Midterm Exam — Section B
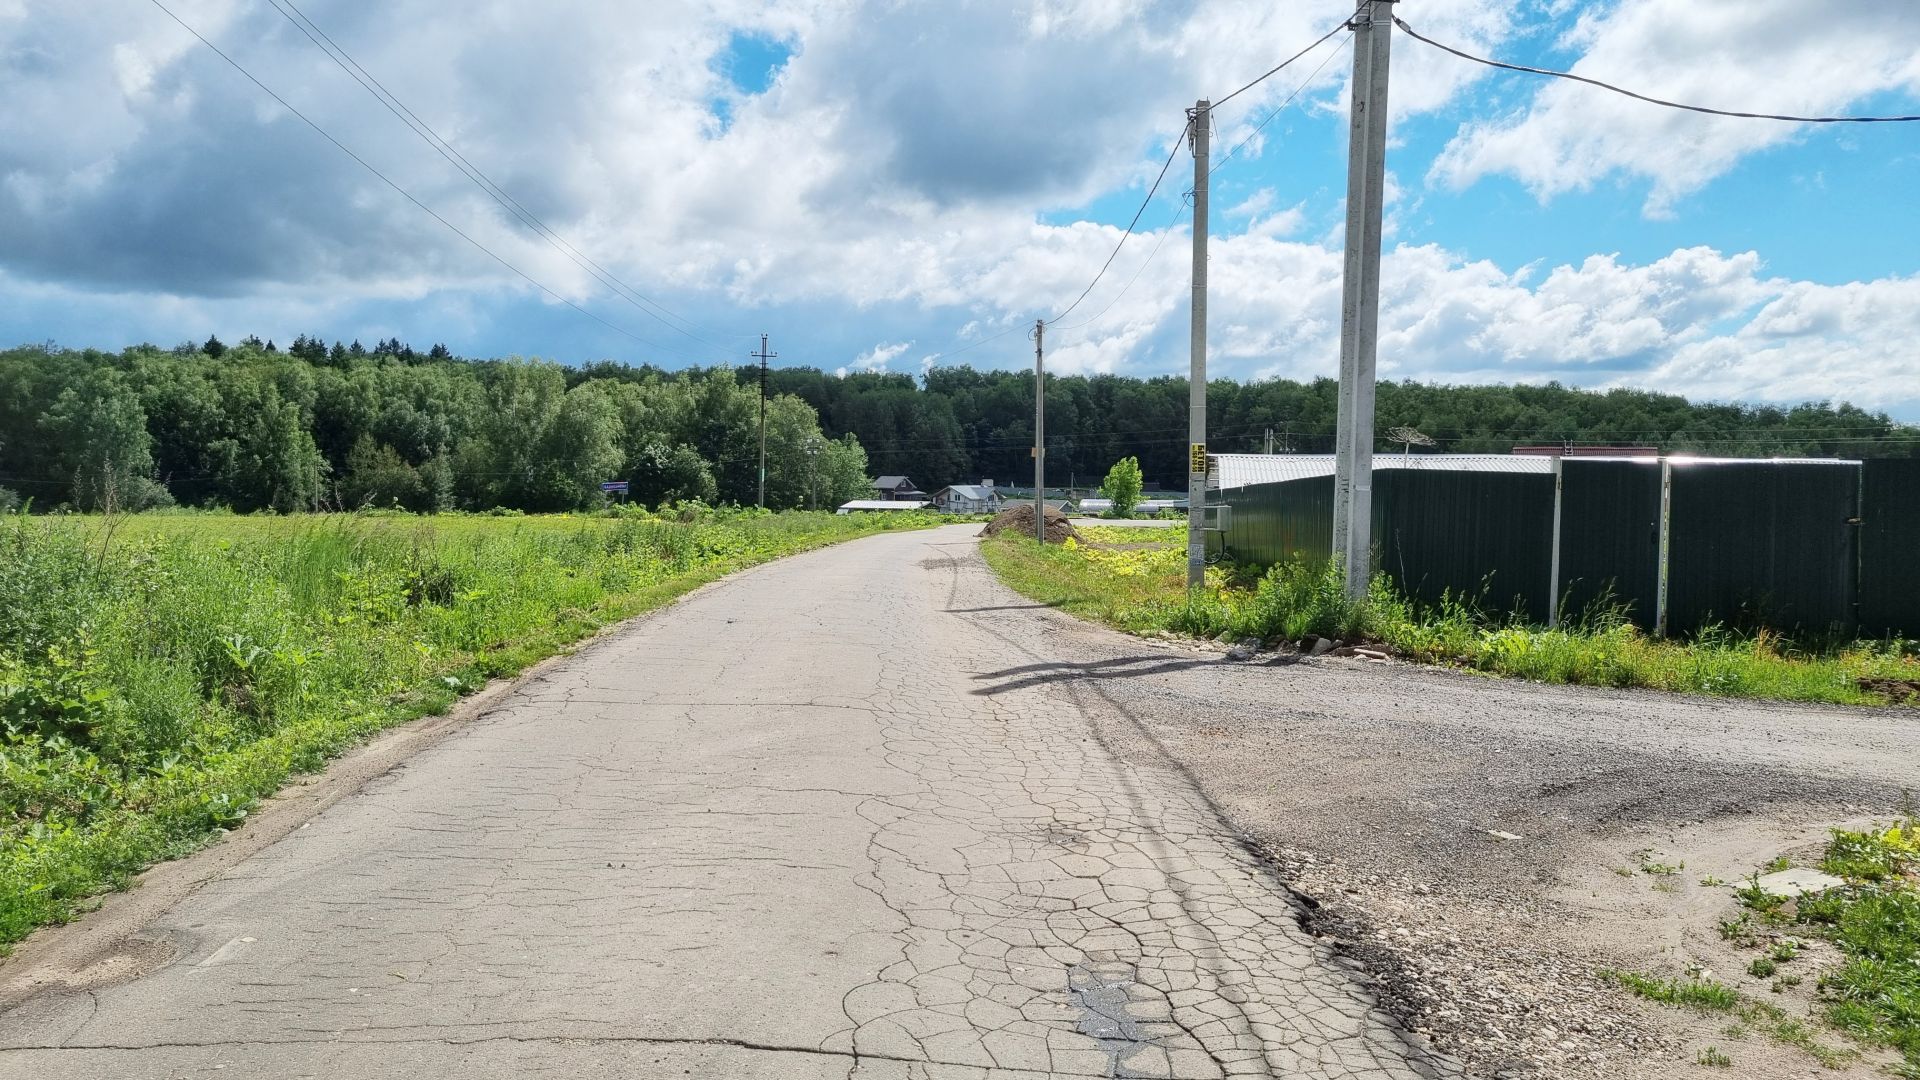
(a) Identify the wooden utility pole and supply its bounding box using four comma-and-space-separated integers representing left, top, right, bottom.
750, 334, 777, 508
1332, 1, 1395, 598
1186, 99, 1210, 590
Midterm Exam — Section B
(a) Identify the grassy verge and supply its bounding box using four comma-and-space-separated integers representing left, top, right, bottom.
0, 507, 947, 948
980, 529, 1920, 707
1716, 819, 1920, 1075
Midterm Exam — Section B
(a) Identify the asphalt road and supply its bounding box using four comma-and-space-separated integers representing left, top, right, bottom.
0, 525, 1454, 1080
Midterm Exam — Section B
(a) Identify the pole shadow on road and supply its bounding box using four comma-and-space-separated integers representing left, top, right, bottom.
941, 602, 1058, 613
970, 654, 1221, 695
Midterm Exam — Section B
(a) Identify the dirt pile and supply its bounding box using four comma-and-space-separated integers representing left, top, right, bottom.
1859, 675, 1920, 704
980, 503, 1079, 544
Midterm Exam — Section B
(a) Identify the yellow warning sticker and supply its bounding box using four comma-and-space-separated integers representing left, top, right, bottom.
1189, 443, 1207, 474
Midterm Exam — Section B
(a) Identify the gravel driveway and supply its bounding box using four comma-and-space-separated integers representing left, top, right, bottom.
939, 534, 1919, 1079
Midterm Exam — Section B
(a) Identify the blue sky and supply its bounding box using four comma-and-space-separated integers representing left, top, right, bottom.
2, 0, 1918, 415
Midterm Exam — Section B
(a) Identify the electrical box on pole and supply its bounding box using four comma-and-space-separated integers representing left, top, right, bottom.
1332, 1, 1395, 599
1186, 99, 1210, 590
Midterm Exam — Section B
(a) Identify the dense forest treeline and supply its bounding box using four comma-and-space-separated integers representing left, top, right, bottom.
1, 337, 1913, 513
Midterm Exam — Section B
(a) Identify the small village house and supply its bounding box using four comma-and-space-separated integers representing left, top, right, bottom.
928, 482, 1002, 514
870, 475, 927, 501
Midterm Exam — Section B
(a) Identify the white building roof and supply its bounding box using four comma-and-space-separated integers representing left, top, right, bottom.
1665, 456, 1860, 466
1211, 451, 1861, 491
937, 485, 998, 500
1212, 453, 1553, 490
837, 500, 931, 511
1211, 454, 1336, 490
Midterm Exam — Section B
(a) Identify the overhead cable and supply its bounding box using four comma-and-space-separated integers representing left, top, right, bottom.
1043, 137, 1184, 326
262, 0, 748, 350
1043, 13, 1359, 328
1394, 16, 1920, 124
1213, 31, 1352, 175
1047, 201, 1188, 335
1054, 27, 1355, 339
144, 0, 693, 356
1212, 16, 1357, 109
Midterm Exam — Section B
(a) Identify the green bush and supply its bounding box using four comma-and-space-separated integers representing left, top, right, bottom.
1243, 558, 1371, 643
1100, 457, 1143, 519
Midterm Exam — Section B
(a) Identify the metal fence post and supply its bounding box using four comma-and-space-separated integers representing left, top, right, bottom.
1655, 457, 1673, 637
1548, 455, 1563, 628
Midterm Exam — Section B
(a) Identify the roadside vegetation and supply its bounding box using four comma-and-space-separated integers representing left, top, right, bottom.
1722, 818, 1920, 1075
0, 507, 945, 948
1099, 456, 1144, 518
1611, 816, 1920, 1074
5, 341, 1913, 519
981, 527, 1920, 707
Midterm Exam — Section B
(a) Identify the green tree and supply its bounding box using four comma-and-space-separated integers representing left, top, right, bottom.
340, 436, 425, 510
629, 442, 716, 508
817, 434, 872, 508
208, 377, 327, 512
44, 370, 172, 511
416, 451, 456, 513
1101, 456, 1144, 518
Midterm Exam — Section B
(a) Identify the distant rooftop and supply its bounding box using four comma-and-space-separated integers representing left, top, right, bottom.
1212, 453, 1553, 490
1212, 451, 1862, 491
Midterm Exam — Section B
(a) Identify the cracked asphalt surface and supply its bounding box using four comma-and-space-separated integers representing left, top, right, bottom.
0, 525, 1451, 1080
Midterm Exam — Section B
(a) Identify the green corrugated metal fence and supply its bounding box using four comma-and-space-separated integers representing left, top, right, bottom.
1370, 470, 1556, 622
1216, 476, 1332, 568
1554, 459, 1661, 628
1860, 459, 1920, 638
1665, 461, 1858, 635
1217, 456, 1899, 637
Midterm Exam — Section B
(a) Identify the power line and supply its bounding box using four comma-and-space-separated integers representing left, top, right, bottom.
929, 321, 1036, 363
260, 0, 748, 353
1046, 31, 1356, 340
1049, 200, 1188, 335
1213, 31, 1353, 175
1212, 16, 1357, 109
1042, 14, 1360, 329
1394, 15, 1920, 124
1044, 137, 1184, 325
143, 0, 691, 358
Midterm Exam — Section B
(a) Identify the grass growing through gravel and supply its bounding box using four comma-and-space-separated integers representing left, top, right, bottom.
0, 507, 946, 949
1605, 970, 1858, 1068
1722, 817, 1920, 1075
980, 530, 1920, 707
1606, 971, 1742, 1010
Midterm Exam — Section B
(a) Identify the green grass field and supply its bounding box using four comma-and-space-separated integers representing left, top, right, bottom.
982, 528, 1920, 708
0, 507, 944, 947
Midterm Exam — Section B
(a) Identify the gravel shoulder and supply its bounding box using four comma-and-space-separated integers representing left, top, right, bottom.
955, 538, 1920, 1079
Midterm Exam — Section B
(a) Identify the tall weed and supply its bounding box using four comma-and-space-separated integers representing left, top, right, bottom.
0, 509, 944, 945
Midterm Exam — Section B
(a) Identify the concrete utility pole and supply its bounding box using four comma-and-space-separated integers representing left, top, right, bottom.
1331, 1, 1395, 599
1186, 99, 1210, 590
1031, 319, 1046, 542
751, 334, 777, 508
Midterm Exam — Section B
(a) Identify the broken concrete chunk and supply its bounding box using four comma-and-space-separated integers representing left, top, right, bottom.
1752, 868, 1846, 898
